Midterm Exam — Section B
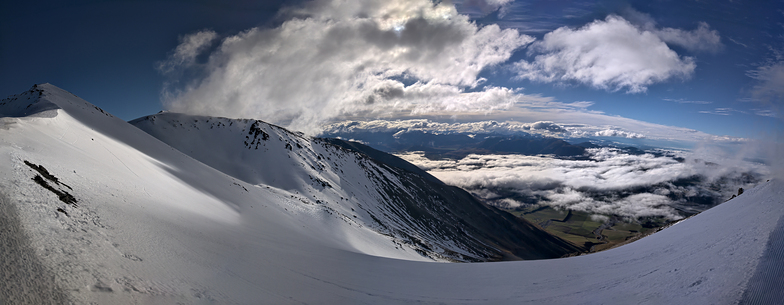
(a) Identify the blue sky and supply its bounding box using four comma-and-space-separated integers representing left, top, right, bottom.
1, 0, 288, 120
467, 0, 783, 139
1, 0, 782, 141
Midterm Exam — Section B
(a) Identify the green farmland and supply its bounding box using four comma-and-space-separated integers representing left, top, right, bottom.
508, 206, 666, 252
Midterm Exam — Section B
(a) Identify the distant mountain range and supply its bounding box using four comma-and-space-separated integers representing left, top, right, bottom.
320, 123, 605, 161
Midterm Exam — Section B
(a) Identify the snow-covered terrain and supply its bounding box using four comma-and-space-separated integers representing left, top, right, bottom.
129, 111, 579, 261
1, 84, 782, 304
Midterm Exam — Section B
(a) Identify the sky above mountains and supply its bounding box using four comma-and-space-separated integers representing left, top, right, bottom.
1, 0, 782, 140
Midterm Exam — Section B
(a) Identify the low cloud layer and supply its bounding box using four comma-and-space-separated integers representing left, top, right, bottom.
323, 118, 653, 141
398, 148, 767, 220
593, 129, 645, 139
322, 119, 572, 138
513, 14, 718, 92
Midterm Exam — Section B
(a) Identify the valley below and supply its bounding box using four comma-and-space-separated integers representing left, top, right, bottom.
510, 206, 662, 252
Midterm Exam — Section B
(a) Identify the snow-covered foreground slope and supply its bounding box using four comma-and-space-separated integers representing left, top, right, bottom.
0, 84, 450, 302
1, 84, 782, 304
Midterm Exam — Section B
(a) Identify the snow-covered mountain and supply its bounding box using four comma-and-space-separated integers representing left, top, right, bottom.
1, 84, 782, 304
129, 112, 580, 261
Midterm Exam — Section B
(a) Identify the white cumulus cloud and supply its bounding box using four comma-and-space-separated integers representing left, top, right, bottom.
514, 15, 696, 93
159, 0, 534, 135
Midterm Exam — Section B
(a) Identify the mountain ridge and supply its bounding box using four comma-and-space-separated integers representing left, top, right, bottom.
130, 111, 582, 261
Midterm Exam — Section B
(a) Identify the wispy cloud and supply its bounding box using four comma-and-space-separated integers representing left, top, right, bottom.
454, 0, 514, 18
650, 22, 722, 53
664, 98, 712, 105
753, 109, 777, 118
727, 37, 748, 48
699, 108, 747, 116
157, 30, 218, 75
741, 45, 783, 121
747, 58, 784, 104
622, 8, 723, 53
737, 97, 760, 103
476, 1, 570, 34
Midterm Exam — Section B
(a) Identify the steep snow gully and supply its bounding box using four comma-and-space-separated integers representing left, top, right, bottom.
1, 84, 782, 304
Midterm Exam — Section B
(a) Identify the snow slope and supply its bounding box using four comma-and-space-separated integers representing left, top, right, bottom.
0, 84, 442, 303
1, 84, 782, 304
130, 112, 579, 261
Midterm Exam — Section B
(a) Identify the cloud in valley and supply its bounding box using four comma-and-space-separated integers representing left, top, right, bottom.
397, 148, 767, 219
